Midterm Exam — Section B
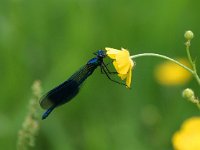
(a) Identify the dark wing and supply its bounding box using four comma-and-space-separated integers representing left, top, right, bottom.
40, 64, 97, 109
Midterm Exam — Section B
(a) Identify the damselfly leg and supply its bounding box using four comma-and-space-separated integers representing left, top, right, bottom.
101, 63, 127, 87
100, 61, 118, 74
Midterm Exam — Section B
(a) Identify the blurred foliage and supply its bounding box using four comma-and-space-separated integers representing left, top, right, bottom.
17, 80, 41, 150
0, 0, 200, 150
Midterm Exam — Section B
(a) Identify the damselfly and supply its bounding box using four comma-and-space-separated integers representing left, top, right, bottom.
40, 50, 125, 119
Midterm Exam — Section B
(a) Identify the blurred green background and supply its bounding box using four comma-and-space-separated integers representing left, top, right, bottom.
0, 0, 200, 149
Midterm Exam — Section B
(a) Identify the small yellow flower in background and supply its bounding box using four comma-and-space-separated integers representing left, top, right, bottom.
172, 117, 200, 150
154, 58, 192, 86
105, 47, 134, 88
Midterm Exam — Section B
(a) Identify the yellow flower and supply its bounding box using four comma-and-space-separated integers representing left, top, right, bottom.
172, 117, 200, 150
105, 47, 134, 88
154, 58, 192, 86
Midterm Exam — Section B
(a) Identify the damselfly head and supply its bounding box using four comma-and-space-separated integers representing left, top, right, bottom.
94, 50, 106, 58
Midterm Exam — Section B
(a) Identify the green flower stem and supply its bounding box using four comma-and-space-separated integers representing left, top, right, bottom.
130, 53, 194, 75
185, 42, 200, 85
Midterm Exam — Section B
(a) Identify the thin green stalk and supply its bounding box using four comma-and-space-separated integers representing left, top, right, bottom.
130, 53, 194, 74
185, 42, 200, 85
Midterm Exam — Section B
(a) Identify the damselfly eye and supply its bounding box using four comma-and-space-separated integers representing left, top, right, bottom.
96, 50, 106, 58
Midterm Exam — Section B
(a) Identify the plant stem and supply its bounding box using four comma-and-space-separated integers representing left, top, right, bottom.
130, 53, 194, 74
185, 42, 200, 85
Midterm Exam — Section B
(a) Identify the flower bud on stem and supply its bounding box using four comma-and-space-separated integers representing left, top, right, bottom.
182, 88, 200, 109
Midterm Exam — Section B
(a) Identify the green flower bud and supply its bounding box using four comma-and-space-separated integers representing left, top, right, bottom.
182, 88, 194, 100
182, 88, 200, 109
184, 30, 194, 41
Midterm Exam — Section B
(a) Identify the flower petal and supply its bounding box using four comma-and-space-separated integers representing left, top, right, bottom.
113, 60, 120, 73
115, 50, 131, 74
105, 47, 121, 59
118, 73, 127, 80
172, 117, 200, 150
126, 65, 133, 88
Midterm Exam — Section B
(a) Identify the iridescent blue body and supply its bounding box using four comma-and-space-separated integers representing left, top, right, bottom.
40, 50, 107, 119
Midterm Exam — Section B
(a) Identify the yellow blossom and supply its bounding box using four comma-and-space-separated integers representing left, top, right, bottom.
172, 117, 200, 150
154, 58, 192, 86
105, 47, 134, 88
